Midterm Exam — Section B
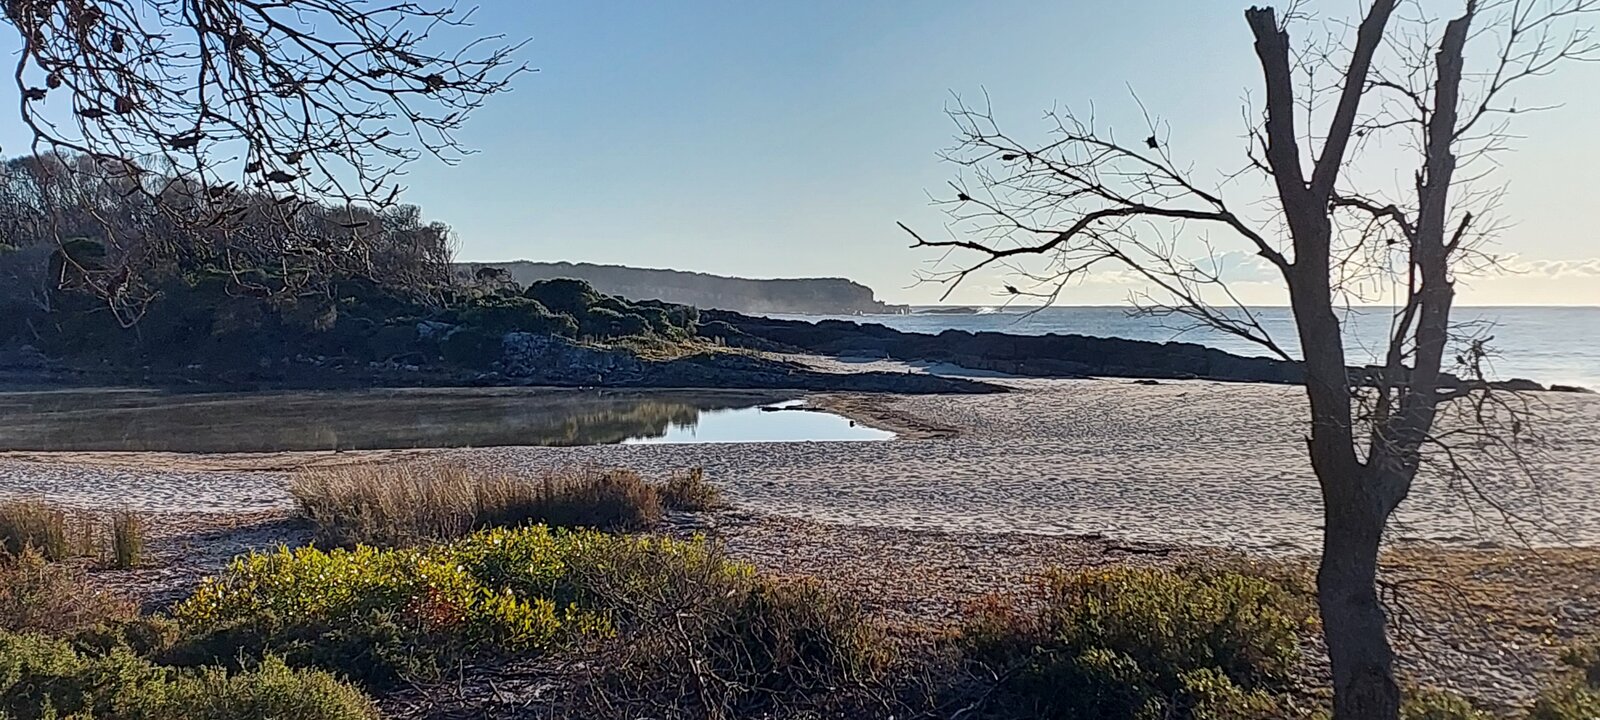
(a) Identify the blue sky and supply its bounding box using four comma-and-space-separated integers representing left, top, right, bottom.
3, 1, 1597, 304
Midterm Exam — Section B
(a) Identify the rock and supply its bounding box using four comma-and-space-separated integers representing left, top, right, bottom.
1550, 384, 1596, 394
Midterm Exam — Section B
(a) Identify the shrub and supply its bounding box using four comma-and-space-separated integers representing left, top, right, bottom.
1528, 644, 1600, 720
291, 463, 669, 547
0, 548, 137, 636
438, 325, 501, 368
567, 550, 889, 718
523, 278, 602, 316
1401, 688, 1490, 720
658, 467, 722, 511
168, 526, 737, 686
0, 631, 377, 720
0, 500, 69, 561
110, 511, 144, 570
956, 565, 1312, 720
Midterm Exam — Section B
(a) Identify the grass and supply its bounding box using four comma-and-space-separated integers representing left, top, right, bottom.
658, 466, 722, 511
291, 462, 718, 547
110, 511, 145, 569
0, 499, 70, 561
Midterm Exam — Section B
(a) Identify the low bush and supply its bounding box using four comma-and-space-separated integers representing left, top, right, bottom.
0, 548, 138, 636
292, 463, 675, 547
0, 631, 377, 720
0, 500, 70, 561
552, 537, 888, 719
955, 565, 1313, 720
1402, 688, 1491, 720
168, 526, 734, 686
1528, 644, 1600, 720
658, 467, 722, 511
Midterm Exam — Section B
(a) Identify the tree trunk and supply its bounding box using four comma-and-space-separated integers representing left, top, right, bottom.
1319, 475, 1400, 720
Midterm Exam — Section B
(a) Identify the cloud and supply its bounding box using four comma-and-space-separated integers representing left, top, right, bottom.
1496, 256, 1600, 279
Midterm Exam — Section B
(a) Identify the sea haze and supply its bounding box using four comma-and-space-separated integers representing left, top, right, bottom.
773, 306, 1600, 390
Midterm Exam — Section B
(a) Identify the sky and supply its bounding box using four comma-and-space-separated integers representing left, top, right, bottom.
1, 1, 1596, 305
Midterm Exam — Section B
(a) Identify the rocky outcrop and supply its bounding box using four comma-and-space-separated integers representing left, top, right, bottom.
703, 311, 1307, 384
457, 261, 909, 316
702, 311, 1561, 391
495, 332, 998, 394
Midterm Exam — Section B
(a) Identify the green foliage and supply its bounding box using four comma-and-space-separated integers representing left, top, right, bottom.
957, 565, 1312, 720
0, 631, 377, 720
1400, 688, 1491, 720
1528, 644, 1600, 720
438, 326, 502, 368
564, 544, 887, 718
168, 526, 743, 687
0, 501, 70, 561
522, 278, 602, 316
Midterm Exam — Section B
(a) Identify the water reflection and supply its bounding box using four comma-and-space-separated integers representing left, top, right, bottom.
0, 388, 889, 453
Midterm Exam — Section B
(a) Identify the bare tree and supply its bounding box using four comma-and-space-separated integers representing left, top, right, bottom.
904, 2, 1597, 718
1, 0, 525, 315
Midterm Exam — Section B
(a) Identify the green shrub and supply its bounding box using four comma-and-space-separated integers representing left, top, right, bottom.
1401, 688, 1490, 720
0, 500, 70, 561
957, 565, 1311, 720
1528, 644, 1600, 720
291, 463, 669, 547
0, 631, 377, 720
523, 278, 602, 316
658, 467, 721, 511
1, 548, 138, 636
570, 558, 889, 718
168, 526, 739, 686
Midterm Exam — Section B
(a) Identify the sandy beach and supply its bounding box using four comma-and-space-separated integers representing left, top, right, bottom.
4, 376, 1596, 553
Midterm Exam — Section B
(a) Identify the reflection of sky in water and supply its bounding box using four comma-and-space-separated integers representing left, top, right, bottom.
624, 401, 894, 445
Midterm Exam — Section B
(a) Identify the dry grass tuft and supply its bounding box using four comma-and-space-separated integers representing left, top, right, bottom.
291, 462, 671, 547
0, 499, 71, 561
658, 466, 722, 511
110, 511, 145, 569
0, 546, 138, 635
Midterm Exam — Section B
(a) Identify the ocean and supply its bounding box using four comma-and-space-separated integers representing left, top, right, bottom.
771, 306, 1600, 390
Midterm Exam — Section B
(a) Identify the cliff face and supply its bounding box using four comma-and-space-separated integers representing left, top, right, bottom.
457, 261, 908, 316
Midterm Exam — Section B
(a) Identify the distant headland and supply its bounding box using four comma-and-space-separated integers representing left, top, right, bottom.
455, 261, 909, 316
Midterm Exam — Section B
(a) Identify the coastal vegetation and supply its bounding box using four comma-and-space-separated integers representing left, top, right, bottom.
4, 469, 1597, 718
290, 463, 717, 547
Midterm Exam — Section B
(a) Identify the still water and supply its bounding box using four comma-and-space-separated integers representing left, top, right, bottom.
0, 388, 892, 453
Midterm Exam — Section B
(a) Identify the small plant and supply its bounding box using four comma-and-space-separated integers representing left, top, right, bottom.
0, 631, 379, 720
658, 467, 722, 511
1401, 687, 1490, 720
0, 547, 138, 636
109, 511, 144, 569
0, 499, 70, 561
1528, 644, 1600, 720
955, 565, 1313, 720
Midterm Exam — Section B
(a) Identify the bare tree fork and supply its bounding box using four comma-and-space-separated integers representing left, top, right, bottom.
1, 0, 527, 317
901, 2, 1597, 718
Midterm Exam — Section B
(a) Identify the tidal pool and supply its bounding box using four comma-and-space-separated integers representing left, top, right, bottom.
0, 388, 893, 453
